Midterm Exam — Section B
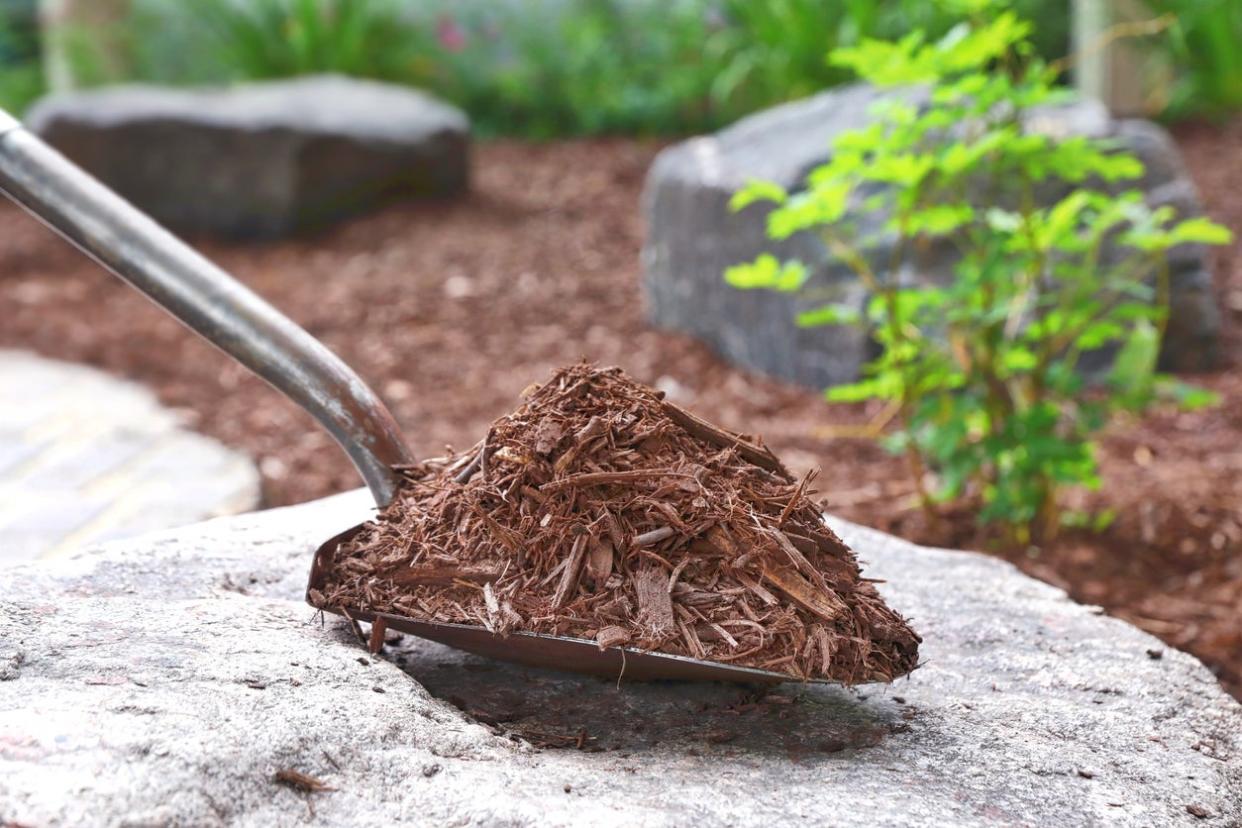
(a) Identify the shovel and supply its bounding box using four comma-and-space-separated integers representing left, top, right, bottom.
0, 109, 806, 683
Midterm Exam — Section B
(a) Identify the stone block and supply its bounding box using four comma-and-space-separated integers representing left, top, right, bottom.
27, 75, 470, 238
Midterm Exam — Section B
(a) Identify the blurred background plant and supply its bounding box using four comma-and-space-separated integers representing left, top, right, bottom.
189, 0, 438, 84
2, 0, 1237, 135
0, 0, 44, 116
1143, 0, 1242, 118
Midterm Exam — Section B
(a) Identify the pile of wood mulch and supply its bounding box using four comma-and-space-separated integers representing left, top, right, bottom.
315, 364, 920, 684
1, 127, 1239, 698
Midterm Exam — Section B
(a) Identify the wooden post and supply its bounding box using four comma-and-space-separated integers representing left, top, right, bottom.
39, 0, 131, 92
1073, 0, 1171, 116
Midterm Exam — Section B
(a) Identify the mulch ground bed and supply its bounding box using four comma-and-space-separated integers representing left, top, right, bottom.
1, 127, 1239, 697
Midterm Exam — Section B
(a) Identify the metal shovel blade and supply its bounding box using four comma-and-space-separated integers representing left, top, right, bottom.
308, 524, 823, 684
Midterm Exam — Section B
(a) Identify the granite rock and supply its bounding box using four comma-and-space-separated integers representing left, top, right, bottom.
0, 490, 1238, 826
26, 75, 470, 238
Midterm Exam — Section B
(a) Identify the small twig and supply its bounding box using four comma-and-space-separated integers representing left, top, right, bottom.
667, 558, 691, 593
551, 534, 588, 610
811, 399, 901, 440
541, 470, 693, 493
633, 525, 676, 547
661, 400, 791, 479
777, 471, 813, 528
337, 607, 368, 650
274, 769, 335, 793
384, 564, 502, 586
454, 452, 482, 485
636, 547, 676, 570
367, 616, 387, 655
478, 429, 491, 482
1049, 13, 1175, 76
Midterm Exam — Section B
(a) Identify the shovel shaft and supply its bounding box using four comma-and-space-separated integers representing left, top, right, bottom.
0, 111, 414, 506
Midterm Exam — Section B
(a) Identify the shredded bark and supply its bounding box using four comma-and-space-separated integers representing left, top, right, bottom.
314, 364, 920, 683
273, 769, 334, 793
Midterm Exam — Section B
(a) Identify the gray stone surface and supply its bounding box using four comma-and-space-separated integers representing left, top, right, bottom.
642, 84, 1220, 389
0, 350, 260, 565
26, 75, 470, 238
2, 490, 1238, 826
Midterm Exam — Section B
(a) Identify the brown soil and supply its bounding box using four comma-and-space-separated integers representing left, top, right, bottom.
0, 129, 1239, 697
315, 363, 920, 684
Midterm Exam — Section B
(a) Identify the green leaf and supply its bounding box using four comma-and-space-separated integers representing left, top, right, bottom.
1167, 217, 1233, 246
1155, 377, 1220, 410
1074, 320, 1126, 350
729, 180, 788, 212
1061, 508, 1116, 532
1111, 301, 1158, 322
999, 347, 1038, 375
1091, 153, 1145, 182
938, 13, 1032, 75
1108, 318, 1160, 404
829, 31, 934, 86
767, 183, 851, 239
984, 208, 1022, 233
866, 153, 935, 187
1042, 190, 1092, 241
905, 203, 975, 236
724, 254, 808, 292
825, 375, 899, 402
796, 304, 862, 328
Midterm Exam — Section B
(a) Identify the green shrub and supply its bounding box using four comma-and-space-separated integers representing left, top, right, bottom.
725, 0, 1231, 542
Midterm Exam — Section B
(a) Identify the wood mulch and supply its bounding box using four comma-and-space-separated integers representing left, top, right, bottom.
314, 363, 920, 684
0, 126, 1238, 697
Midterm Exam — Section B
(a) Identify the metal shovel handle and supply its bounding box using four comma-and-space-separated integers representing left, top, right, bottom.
0, 109, 414, 506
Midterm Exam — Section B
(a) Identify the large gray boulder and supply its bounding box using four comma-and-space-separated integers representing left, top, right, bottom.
26, 75, 470, 238
2, 490, 1238, 826
643, 84, 1219, 389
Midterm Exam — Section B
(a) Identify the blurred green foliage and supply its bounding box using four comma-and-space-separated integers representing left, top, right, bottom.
0, 0, 1237, 133
1144, 0, 1242, 118
420, 0, 1068, 136
0, 1, 44, 116
191, 0, 437, 83
168, 0, 1068, 136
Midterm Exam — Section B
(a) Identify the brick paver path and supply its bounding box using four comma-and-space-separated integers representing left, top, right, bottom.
0, 350, 260, 565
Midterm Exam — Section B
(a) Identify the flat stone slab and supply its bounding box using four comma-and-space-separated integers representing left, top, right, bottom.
26, 75, 470, 238
0, 350, 259, 565
643, 84, 1220, 388
1, 490, 1238, 826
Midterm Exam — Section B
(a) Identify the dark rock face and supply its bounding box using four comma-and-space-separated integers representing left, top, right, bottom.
642, 84, 1219, 389
26, 75, 470, 238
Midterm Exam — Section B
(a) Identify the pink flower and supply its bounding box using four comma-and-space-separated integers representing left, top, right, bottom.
436, 16, 467, 53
